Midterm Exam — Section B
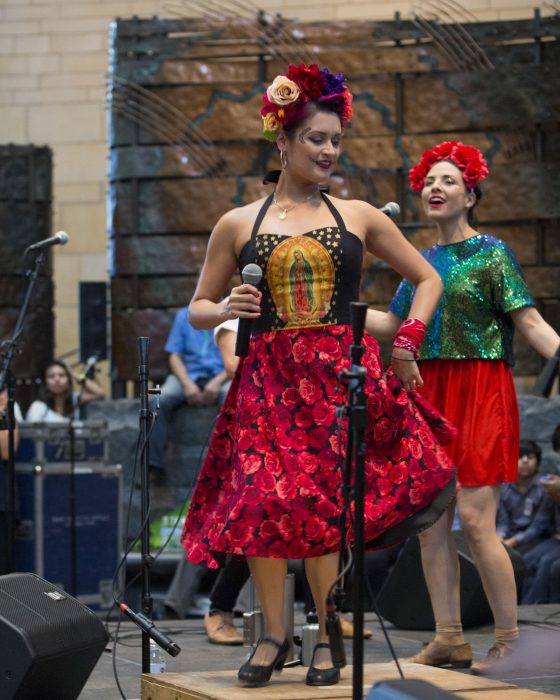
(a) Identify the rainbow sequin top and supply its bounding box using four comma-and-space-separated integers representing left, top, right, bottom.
389, 234, 534, 365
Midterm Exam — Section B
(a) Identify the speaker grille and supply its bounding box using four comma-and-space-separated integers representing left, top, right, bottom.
0, 573, 106, 656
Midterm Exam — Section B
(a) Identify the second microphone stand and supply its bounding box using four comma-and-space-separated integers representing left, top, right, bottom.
338, 302, 369, 700
0, 249, 45, 573
134, 337, 180, 671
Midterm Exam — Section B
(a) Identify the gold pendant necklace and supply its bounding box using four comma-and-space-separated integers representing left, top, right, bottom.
273, 191, 316, 220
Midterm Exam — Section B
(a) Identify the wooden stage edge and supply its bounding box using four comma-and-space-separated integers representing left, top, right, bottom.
141, 661, 559, 699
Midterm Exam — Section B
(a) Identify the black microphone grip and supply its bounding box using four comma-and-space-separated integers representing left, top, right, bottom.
138, 336, 149, 371
325, 598, 347, 669
119, 604, 181, 656
235, 264, 263, 358
350, 302, 368, 347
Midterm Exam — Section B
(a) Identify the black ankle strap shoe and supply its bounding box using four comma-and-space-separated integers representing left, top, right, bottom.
306, 642, 341, 686
238, 636, 291, 687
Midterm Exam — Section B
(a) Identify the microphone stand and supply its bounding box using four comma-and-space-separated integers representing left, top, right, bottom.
138, 337, 153, 673
68, 408, 78, 597
0, 250, 45, 572
338, 302, 368, 700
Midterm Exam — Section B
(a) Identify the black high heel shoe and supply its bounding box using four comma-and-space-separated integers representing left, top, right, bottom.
306, 642, 341, 686
238, 636, 290, 687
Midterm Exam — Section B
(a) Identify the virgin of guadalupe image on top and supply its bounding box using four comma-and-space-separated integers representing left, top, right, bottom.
267, 233, 336, 328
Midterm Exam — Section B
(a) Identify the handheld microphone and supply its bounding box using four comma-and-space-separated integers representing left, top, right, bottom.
78, 355, 98, 384
380, 202, 400, 218
119, 603, 181, 657
26, 231, 69, 252
325, 597, 347, 668
235, 263, 263, 358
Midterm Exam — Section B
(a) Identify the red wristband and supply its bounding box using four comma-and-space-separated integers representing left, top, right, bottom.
393, 318, 427, 358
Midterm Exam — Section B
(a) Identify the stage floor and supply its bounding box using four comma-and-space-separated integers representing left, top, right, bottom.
80, 605, 560, 699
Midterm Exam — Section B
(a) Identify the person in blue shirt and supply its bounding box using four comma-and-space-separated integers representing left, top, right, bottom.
149, 306, 229, 482
497, 440, 555, 555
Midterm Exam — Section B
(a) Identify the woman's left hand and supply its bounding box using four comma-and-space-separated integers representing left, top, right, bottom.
391, 351, 424, 392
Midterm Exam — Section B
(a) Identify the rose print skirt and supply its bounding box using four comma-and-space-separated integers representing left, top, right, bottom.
181, 326, 456, 568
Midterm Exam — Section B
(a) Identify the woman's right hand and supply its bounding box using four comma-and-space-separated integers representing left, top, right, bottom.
226, 284, 262, 319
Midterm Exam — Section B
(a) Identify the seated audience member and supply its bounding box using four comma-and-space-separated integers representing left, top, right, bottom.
497, 440, 555, 555
148, 306, 229, 484
521, 473, 560, 604
0, 388, 23, 574
26, 359, 105, 422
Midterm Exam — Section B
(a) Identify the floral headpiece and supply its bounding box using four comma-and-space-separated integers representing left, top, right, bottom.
409, 140, 489, 192
261, 63, 353, 142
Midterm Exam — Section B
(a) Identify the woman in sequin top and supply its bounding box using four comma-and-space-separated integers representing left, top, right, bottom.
367, 141, 560, 676
180, 65, 458, 688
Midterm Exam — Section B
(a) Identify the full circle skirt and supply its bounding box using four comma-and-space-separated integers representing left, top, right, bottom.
181, 326, 456, 568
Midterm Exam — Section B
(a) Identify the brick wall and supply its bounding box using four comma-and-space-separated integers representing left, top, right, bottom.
0, 0, 553, 391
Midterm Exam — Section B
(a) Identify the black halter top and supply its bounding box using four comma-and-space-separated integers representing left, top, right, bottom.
238, 191, 364, 334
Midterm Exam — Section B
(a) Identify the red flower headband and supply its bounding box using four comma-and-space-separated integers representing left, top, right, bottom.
261, 63, 353, 142
409, 140, 489, 192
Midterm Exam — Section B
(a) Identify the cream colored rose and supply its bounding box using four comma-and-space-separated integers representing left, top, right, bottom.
263, 112, 281, 133
267, 76, 300, 106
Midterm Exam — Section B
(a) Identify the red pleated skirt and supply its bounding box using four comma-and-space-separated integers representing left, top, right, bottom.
417, 359, 519, 486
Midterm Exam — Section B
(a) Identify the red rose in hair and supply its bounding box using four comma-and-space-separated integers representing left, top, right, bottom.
409, 140, 488, 191
286, 63, 326, 100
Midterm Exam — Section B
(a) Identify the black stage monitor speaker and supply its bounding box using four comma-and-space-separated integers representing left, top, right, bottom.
79, 281, 108, 362
377, 531, 525, 630
367, 679, 458, 699
0, 573, 108, 700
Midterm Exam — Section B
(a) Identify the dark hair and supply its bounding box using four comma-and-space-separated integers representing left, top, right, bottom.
467, 185, 482, 228
39, 360, 74, 417
282, 100, 343, 139
519, 439, 541, 464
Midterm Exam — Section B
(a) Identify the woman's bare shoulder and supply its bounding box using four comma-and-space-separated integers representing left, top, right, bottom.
214, 196, 270, 232
324, 195, 377, 233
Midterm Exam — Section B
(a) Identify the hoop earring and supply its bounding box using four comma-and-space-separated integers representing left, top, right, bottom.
280, 150, 287, 170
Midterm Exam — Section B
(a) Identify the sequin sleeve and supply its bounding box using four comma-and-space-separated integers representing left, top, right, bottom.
492, 241, 534, 313
388, 278, 414, 321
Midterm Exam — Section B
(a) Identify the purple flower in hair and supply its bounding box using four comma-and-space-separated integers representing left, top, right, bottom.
321, 69, 347, 96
